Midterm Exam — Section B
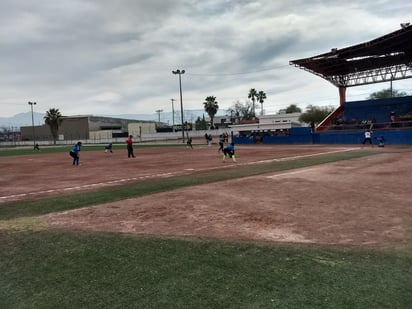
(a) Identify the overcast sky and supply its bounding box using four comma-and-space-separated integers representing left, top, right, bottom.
1, 0, 411, 118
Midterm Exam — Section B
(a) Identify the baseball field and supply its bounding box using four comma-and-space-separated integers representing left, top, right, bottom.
1, 143, 411, 308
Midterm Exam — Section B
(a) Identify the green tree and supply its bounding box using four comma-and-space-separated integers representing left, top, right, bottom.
226, 100, 255, 121
44, 108, 63, 144
203, 96, 219, 128
299, 105, 334, 125
195, 115, 208, 130
368, 88, 408, 99
256, 90, 267, 116
248, 88, 258, 117
285, 104, 302, 113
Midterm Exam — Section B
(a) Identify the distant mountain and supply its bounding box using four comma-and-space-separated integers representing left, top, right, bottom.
0, 112, 45, 128
0, 109, 228, 128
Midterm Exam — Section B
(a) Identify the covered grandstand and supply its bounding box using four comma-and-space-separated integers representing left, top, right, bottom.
290, 23, 412, 104
329, 96, 412, 131
234, 24, 412, 145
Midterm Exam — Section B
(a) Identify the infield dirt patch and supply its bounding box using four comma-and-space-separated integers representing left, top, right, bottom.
2, 144, 411, 249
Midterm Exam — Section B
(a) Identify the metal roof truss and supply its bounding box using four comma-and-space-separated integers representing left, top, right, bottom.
327, 63, 412, 87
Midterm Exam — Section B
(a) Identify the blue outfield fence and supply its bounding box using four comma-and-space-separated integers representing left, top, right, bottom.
314, 129, 412, 145
233, 127, 412, 145
232, 128, 313, 145
232, 96, 412, 145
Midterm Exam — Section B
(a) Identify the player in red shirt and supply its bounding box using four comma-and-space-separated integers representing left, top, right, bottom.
126, 135, 135, 158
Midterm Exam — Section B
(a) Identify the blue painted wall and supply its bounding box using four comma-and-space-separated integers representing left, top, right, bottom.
315, 130, 412, 145
233, 127, 412, 145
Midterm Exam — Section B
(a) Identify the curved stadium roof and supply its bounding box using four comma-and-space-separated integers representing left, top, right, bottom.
290, 23, 412, 88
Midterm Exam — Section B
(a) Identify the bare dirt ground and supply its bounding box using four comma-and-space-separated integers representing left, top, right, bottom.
1, 144, 411, 249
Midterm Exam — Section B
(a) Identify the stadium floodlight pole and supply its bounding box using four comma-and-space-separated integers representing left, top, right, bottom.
28, 101, 37, 149
172, 69, 185, 143
155, 109, 163, 123
170, 98, 175, 132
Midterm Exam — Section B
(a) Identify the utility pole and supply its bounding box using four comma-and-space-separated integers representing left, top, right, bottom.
28, 101, 36, 149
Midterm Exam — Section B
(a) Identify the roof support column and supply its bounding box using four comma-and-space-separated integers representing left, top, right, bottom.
338, 86, 346, 106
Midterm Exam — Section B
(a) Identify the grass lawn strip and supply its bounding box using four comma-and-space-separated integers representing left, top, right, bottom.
0, 230, 411, 308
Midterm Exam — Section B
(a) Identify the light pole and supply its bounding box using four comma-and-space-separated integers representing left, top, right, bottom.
170, 98, 175, 132
172, 69, 185, 143
155, 109, 163, 123
28, 101, 36, 148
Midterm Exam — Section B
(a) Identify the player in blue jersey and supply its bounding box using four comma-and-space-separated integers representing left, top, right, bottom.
69, 141, 82, 165
222, 142, 236, 162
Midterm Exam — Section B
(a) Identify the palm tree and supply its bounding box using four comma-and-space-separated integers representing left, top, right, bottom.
44, 108, 63, 144
248, 88, 258, 118
256, 90, 267, 116
203, 96, 219, 128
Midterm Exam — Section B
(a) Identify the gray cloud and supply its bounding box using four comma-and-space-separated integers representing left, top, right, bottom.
1, 0, 410, 117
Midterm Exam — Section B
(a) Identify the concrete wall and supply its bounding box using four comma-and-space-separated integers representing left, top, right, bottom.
89, 130, 114, 140
88, 116, 137, 131
20, 116, 158, 142
20, 117, 90, 141
128, 122, 157, 137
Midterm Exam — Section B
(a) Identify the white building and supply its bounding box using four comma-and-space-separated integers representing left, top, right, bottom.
229, 112, 303, 136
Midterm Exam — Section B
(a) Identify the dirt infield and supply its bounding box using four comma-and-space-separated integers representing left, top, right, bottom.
1, 144, 411, 249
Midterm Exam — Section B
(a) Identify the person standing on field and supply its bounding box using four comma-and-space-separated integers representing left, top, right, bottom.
218, 134, 225, 152
69, 141, 82, 165
126, 135, 135, 158
207, 134, 213, 147
362, 129, 373, 147
186, 137, 193, 149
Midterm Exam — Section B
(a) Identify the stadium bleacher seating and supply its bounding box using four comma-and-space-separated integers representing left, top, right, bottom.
328, 96, 412, 131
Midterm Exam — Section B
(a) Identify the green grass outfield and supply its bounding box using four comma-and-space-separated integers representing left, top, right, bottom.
0, 143, 183, 157
1, 148, 411, 308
